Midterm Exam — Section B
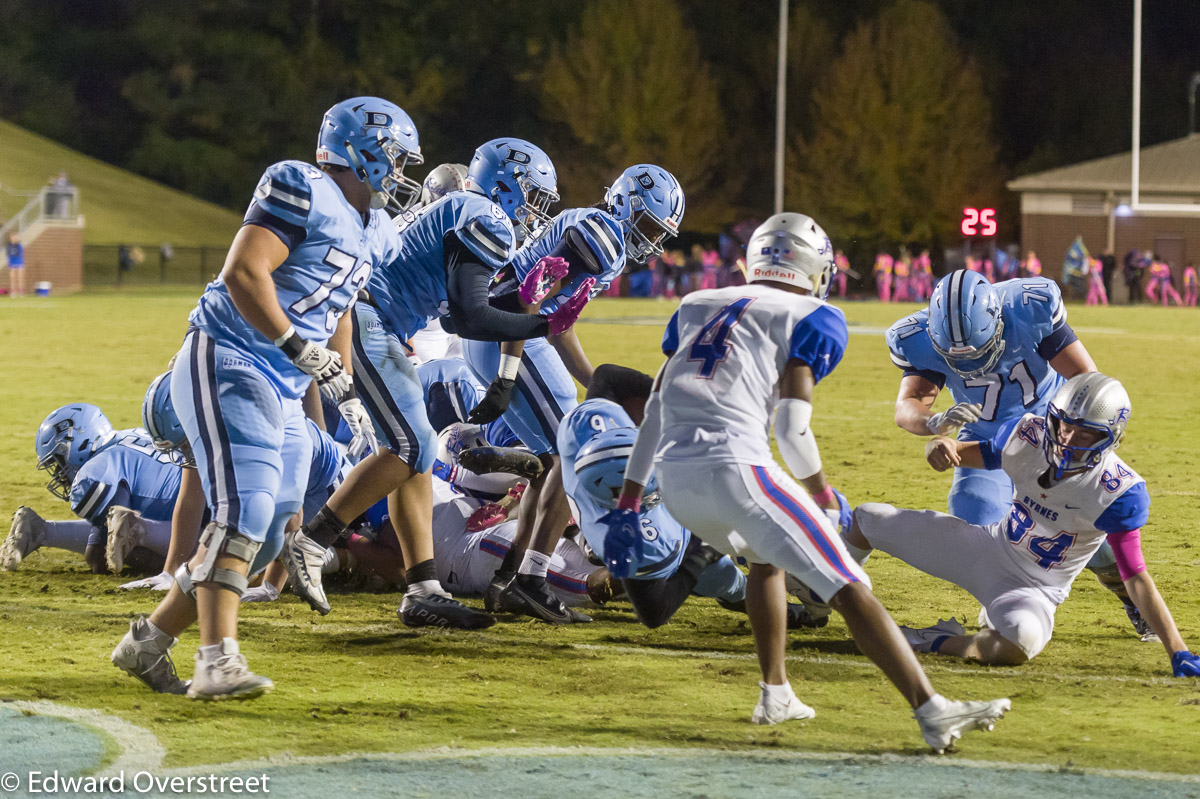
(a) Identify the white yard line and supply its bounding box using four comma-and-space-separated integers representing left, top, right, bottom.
162, 744, 1200, 784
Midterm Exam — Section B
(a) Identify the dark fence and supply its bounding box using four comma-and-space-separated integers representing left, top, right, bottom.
84, 244, 228, 286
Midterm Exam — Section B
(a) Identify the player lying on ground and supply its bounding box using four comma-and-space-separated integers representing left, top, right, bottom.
282, 138, 586, 629
468, 166, 686, 624
844, 373, 1200, 677
3, 403, 180, 575
887, 269, 1151, 640
605, 212, 1010, 753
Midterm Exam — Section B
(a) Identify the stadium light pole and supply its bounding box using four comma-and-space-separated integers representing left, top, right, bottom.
774, 0, 788, 215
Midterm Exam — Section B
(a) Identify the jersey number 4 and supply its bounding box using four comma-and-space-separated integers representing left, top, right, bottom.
687, 297, 755, 378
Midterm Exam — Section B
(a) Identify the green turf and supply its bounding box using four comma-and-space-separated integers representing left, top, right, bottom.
0, 119, 240, 246
0, 294, 1197, 775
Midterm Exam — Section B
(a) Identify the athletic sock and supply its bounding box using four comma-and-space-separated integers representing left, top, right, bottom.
842, 540, 872, 566
404, 560, 441, 598
197, 643, 223, 662
518, 549, 552, 579
42, 520, 96, 555
140, 519, 174, 556
914, 694, 950, 717
761, 681, 794, 702
305, 506, 348, 548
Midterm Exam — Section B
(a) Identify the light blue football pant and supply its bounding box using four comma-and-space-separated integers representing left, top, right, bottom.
172, 330, 311, 573
462, 336, 579, 455
693, 555, 747, 603
350, 302, 438, 473
950, 466, 1115, 571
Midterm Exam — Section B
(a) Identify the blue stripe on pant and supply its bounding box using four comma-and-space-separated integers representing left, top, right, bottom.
172, 330, 312, 570
350, 302, 437, 472
462, 336, 578, 455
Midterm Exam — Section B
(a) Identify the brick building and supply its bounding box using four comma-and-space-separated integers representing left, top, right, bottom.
1007, 134, 1200, 302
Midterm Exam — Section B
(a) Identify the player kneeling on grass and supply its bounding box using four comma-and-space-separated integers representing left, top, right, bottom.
604, 212, 1010, 753
3, 403, 180, 576
845, 373, 1200, 677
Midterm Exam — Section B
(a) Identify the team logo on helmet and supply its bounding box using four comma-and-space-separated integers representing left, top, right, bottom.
505, 148, 531, 165
1116, 407, 1130, 424
635, 171, 656, 190
363, 111, 393, 128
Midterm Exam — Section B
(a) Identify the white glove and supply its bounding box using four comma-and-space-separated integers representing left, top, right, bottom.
339, 395, 380, 459
119, 570, 174, 591
241, 582, 280, 603
277, 328, 351, 400
926, 402, 983, 435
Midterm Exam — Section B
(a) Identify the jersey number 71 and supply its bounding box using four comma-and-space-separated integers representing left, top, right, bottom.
687, 297, 755, 379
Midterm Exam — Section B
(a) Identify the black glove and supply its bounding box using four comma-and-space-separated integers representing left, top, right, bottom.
468, 378, 516, 424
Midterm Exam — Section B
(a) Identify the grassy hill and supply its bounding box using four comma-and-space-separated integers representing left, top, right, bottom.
0, 119, 241, 246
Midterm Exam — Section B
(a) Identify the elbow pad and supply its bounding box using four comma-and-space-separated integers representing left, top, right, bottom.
775, 398, 821, 480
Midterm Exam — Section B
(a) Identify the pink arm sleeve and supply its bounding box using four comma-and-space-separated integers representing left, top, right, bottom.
1106, 529, 1147, 581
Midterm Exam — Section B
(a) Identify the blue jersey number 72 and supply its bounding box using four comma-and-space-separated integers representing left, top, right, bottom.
687, 297, 755, 378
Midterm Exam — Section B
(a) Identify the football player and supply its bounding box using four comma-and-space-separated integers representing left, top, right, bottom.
3, 403, 181, 575
886, 270, 1151, 639
465, 165, 685, 623
604, 213, 1010, 753
281, 138, 590, 626
109, 96, 411, 700
845, 374, 1200, 678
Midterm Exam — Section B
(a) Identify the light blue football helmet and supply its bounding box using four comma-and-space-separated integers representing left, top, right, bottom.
605, 164, 685, 263
928, 269, 1006, 379
316, 96, 423, 211
465, 138, 559, 237
35, 403, 114, 500
574, 427, 661, 510
142, 372, 194, 468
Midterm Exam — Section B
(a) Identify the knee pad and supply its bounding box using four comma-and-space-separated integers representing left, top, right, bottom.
192, 522, 262, 596
174, 563, 197, 600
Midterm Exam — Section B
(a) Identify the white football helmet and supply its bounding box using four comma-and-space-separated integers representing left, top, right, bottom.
744, 212, 836, 298
420, 163, 468, 206
1043, 372, 1131, 479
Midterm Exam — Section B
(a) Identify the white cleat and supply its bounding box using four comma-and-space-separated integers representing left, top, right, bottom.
282, 529, 331, 615
106, 506, 148, 573
977, 606, 991, 630
2, 506, 48, 571
900, 618, 966, 652
751, 682, 817, 725
111, 616, 190, 695
119, 571, 175, 591
187, 638, 273, 702
916, 696, 1011, 754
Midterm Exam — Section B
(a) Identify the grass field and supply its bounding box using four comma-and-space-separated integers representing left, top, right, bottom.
0, 293, 1198, 789
0, 120, 241, 246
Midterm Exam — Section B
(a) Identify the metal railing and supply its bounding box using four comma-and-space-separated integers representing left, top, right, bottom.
83, 244, 227, 286
0, 185, 82, 242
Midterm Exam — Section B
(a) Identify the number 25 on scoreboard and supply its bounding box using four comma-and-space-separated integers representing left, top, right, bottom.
961, 207, 997, 237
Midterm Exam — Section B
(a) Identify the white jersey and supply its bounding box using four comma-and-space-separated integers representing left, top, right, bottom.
655, 284, 848, 464
982, 413, 1150, 599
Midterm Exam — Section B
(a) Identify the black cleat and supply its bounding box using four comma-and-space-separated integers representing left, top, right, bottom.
398, 593, 496, 630
786, 602, 830, 630
458, 446, 545, 480
1124, 602, 1159, 642
504, 575, 592, 624
485, 570, 523, 613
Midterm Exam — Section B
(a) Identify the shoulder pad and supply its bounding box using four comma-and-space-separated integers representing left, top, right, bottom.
455, 202, 516, 269
248, 161, 321, 228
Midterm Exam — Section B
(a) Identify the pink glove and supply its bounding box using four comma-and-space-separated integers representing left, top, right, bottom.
519, 256, 570, 306
546, 277, 596, 335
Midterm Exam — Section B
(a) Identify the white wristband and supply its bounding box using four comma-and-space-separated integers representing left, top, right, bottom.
499, 353, 521, 381
273, 325, 297, 347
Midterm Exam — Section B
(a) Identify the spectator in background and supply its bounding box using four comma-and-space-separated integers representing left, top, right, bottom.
892, 249, 911, 300
1021, 250, 1042, 277
1099, 250, 1116, 301
47, 171, 74, 218
1062, 235, 1090, 298
700, 244, 719, 291
913, 249, 933, 299
1184, 262, 1198, 307
1123, 248, 1145, 304
6, 233, 25, 296
1085, 257, 1108, 306
118, 244, 133, 273
833, 249, 850, 298
873, 252, 893, 302
1147, 255, 1182, 307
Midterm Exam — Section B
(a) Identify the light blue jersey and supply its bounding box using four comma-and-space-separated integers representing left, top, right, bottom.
189, 160, 400, 399
887, 277, 1077, 443
418, 358, 486, 433
368, 191, 517, 340
303, 420, 348, 523
509, 207, 625, 314
70, 429, 182, 529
